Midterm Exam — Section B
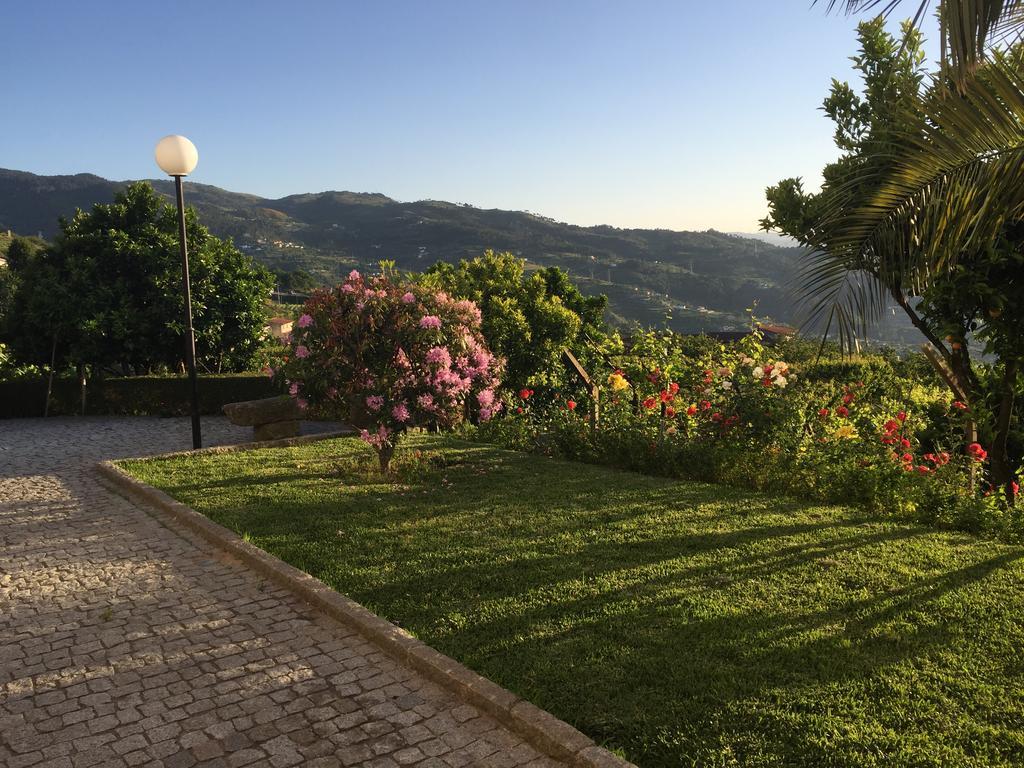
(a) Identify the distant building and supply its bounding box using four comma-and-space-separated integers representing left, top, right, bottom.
267, 317, 294, 340
757, 323, 798, 339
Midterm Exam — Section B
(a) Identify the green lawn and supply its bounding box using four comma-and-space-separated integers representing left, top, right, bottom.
120, 435, 1024, 767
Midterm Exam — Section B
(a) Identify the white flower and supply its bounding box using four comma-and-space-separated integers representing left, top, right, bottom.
722, 380, 733, 390
752, 367, 764, 378
788, 373, 798, 382
774, 375, 788, 388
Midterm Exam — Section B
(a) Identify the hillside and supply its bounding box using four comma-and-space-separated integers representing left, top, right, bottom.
0, 168, 806, 334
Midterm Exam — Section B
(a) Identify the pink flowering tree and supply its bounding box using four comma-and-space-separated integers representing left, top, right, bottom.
275, 268, 502, 471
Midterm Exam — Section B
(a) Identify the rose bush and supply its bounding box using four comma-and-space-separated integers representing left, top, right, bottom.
275, 268, 502, 471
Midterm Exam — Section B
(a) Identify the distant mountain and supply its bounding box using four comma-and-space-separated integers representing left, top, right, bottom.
728, 231, 800, 248
0, 168, 807, 334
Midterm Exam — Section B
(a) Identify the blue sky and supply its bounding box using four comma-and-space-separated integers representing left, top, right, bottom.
3, 1, 938, 232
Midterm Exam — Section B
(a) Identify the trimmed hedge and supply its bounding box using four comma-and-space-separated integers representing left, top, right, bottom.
0, 374, 278, 418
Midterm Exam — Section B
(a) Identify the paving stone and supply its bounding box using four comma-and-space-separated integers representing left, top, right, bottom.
0, 417, 565, 768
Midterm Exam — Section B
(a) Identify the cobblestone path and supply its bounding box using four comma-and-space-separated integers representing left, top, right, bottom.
0, 417, 559, 768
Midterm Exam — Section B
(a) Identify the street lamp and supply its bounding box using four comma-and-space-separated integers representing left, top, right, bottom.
155, 134, 202, 449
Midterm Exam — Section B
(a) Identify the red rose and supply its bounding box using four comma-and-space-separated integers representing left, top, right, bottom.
519, 388, 532, 400
901, 453, 913, 463
701, 400, 712, 410
952, 400, 968, 410
897, 411, 907, 422
818, 408, 830, 418
566, 400, 577, 411
837, 406, 849, 417
967, 442, 988, 462
711, 412, 722, 422
669, 382, 680, 395
642, 397, 657, 409
842, 392, 855, 404
900, 437, 911, 448
686, 405, 697, 416
665, 406, 676, 417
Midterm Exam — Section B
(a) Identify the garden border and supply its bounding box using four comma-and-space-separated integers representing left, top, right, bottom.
95, 432, 634, 768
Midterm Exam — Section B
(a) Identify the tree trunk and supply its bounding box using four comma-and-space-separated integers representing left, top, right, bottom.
44, 333, 57, 417
990, 360, 1019, 503
377, 443, 395, 473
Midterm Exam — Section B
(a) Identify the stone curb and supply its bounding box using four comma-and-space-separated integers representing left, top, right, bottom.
95, 438, 636, 768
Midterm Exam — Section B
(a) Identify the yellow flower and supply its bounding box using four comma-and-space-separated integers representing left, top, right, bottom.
834, 424, 859, 440
607, 372, 629, 391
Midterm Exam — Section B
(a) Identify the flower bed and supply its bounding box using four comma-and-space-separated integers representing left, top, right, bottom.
479, 329, 1023, 537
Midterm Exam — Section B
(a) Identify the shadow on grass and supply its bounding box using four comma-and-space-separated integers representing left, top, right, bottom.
133, 437, 1024, 767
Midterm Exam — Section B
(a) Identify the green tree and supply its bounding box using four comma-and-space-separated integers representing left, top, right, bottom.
5, 182, 274, 375
425, 250, 608, 391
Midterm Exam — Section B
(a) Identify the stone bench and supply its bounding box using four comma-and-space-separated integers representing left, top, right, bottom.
223, 395, 302, 441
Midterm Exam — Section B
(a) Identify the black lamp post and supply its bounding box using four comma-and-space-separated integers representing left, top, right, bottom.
155, 135, 202, 449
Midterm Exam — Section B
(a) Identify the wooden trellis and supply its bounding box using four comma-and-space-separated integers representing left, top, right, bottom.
562, 348, 600, 428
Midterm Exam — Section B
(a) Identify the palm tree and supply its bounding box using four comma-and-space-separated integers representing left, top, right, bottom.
788, 1, 1024, 496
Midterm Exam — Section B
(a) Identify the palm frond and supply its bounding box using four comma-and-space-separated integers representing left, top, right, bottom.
816, 0, 1024, 79
793, 247, 889, 352
825, 53, 1024, 279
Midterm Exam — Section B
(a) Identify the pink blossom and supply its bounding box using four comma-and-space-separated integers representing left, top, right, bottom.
401, 292, 416, 304
425, 346, 452, 368
295, 345, 310, 359
297, 313, 313, 328
341, 283, 356, 294
348, 269, 361, 281
359, 425, 392, 449
452, 299, 483, 325
471, 349, 493, 374
480, 407, 494, 422
392, 403, 410, 422
417, 393, 435, 411
288, 382, 300, 396
419, 315, 442, 330
477, 389, 496, 408
296, 398, 308, 410
366, 395, 384, 411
